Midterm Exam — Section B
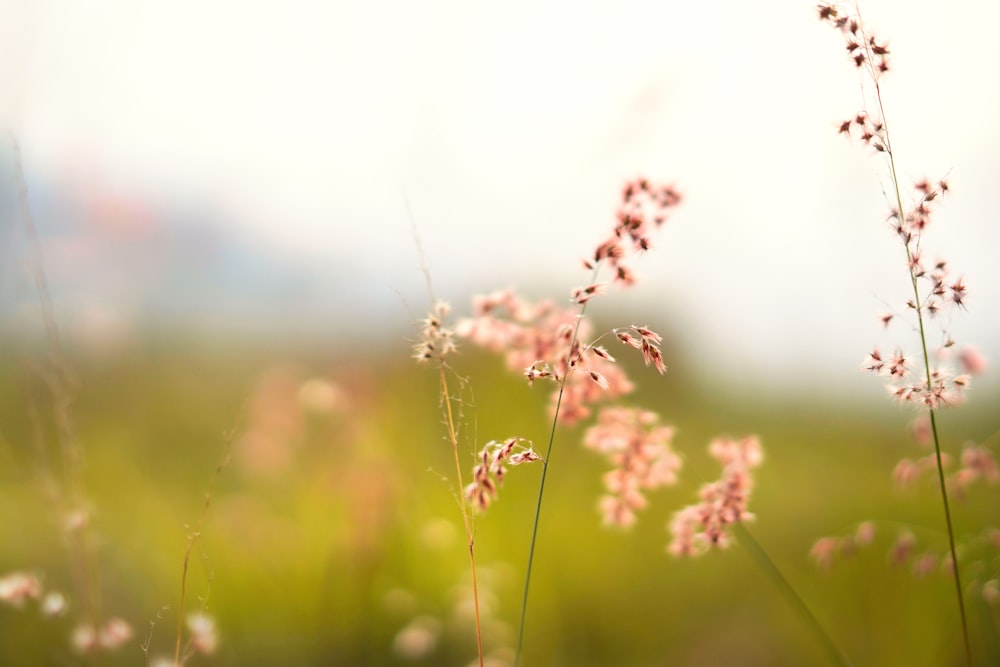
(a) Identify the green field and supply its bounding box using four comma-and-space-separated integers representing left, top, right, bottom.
1, 332, 997, 666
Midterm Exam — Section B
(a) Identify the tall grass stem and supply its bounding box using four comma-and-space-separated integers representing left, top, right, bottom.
408, 209, 485, 666
173, 412, 240, 665
873, 79, 972, 666
514, 283, 596, 666
438, 364, 486, 667
735, 524, 852, 666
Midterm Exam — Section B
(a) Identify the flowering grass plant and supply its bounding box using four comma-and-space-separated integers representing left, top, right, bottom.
814, 3, 997, 664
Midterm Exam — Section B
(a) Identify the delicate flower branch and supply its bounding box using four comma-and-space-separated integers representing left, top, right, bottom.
465, 437, 542, 512
819, 4, 980, 662
477, 177, 681, 665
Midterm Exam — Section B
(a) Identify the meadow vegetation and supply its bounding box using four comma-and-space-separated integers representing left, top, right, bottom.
1, 3, 999, 666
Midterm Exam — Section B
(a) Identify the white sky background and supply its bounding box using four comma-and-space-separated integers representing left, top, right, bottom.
1, 0, 998, 396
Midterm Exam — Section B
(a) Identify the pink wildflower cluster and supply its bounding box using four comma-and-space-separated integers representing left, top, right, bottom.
582, 407, 681, 527
452, 177, 680, 538
852, 179, 978, 408
813, 526, 951, 578
812, 525, 924, 571
0, 571, 44, 609
812, 522, 1000, 586
583, 177, 682, 285
951, 445, 1000, 494
458, 178, 677, 425
0, 569, 68, 623
72, 617, 134, 653
892, 452, 948, 487
825, 11, 893, 156
667, 436, 763, 556
810, 522, 876, 570
2, 565, 133, 656
465, 437, 542, 512
818, 3, 890, 76
821, 5, 984, 408
458, 289, 639, 425
894, 437, 999, 497
836, 111, 888, 154
863, 341, 986, 409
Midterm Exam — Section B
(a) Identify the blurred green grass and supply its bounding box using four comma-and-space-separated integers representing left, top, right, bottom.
0, 336, 998, 666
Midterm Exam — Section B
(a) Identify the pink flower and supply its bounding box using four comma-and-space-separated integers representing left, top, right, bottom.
585, 179, 681, 287
893, 458, 920, 487
908, 416, 932, 447
0, 572, 42, 607
667, 435, 763, 557
888, 531, 916, 566
465, 438, 541, 512
810, 537, 840, 570
950, 444, 999, 495
458, 291, 636, 425
959, 346, 988, 375
856, 521, 876, 546
584, 407, 680, 527
614, 325, 667, 374
912, 553, 938, 578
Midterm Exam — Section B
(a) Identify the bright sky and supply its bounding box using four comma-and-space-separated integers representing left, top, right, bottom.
2, 0, 998, 395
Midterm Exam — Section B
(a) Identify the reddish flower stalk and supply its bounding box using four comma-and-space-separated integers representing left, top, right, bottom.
413, 300, 487, 666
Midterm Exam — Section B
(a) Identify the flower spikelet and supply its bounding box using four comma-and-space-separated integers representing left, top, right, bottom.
817, 3, 891, 80
613, 325, 667, 374
465, 437, 541, 512
413, 300, 457, 363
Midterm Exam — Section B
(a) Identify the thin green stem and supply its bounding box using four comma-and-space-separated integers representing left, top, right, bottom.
514, 283, 596, 666
927, 408, 972, 662
174, 415, 238, 667
512, 384, 563, 667
873, 78, 972, 665
735, 524, 851, 666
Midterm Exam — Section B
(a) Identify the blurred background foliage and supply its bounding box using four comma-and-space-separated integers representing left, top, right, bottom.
2, 2, 998, 663
1, 319, 997, 666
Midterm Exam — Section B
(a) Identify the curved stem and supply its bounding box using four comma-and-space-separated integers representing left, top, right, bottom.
410, 217, 484, 665
174, 418, 237, 666
439, 365, 485, 667
873, 78, 972, 666
514, 284, 596, 666
735, 524, 852, 666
